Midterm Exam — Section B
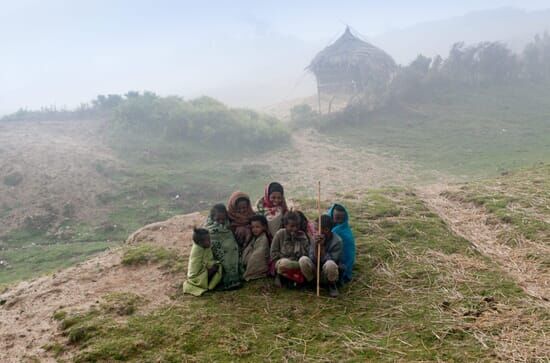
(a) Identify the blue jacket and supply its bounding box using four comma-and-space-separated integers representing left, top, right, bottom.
327, 204, 356, 283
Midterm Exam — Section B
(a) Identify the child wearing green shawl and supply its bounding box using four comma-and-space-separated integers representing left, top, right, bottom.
183, 228, 223, 296
206, 204, 243, 290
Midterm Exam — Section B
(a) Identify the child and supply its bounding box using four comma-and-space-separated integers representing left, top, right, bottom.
242, 215, 270, 281
183, 228, 223, 296
205, 203, 242, 290
270, 211, 310, 287
299, 215, 343, 297
328, 204, 355, 283
227, 191, 256, 249
296, 211, 317, 240
256, 182, 289, 237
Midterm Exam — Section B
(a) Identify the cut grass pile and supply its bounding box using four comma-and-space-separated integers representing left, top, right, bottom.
443, 163, 550, 245
53, 189, 549, 362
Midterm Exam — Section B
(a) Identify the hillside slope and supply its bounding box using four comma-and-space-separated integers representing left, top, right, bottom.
326, 83, 550, 178
1, 164, 548, 361
0, 213, 203, 362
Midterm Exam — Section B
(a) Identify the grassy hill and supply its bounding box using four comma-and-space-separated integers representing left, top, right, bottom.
321, 83, 550, 179
0, 95, 288, 287
43, 164, 549, 362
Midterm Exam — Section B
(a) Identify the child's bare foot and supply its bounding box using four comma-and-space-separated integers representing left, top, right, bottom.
274, 274, 282, 288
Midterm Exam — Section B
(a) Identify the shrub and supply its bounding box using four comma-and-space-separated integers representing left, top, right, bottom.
109, 94, 289, 151
290, 104, 318, 128
3, 172, 23, 187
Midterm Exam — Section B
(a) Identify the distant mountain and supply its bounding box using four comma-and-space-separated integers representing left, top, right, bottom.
372, 7, 550, 65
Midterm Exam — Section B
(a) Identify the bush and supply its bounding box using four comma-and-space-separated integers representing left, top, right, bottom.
3, 172, 23, 187
109, 94, 289, 151
290, 104, 318, 128
1, 92, 290, 153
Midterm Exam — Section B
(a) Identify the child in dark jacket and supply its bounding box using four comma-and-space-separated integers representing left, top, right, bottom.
270, 211, 310, 287
299, 215, 342, 297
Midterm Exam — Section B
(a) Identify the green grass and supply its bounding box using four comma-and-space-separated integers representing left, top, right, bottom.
327, 83, 550, 179
100, 292, 145, 316
0, 141, 273, 287
54, 189, 548, 362
0, 241, 113, 287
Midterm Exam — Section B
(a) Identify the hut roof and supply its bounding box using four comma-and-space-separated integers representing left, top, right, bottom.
307, 27, 396, 73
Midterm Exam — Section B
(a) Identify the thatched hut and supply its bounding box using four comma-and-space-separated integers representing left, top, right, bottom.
307, 26, 397, 112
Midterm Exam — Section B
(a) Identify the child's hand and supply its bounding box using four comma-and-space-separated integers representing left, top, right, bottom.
208, 265, 219, 279
315, 234, 325, 246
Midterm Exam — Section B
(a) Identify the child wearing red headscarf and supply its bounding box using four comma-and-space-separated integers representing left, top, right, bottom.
227, 191, 256, 249
255, 182, 289, 238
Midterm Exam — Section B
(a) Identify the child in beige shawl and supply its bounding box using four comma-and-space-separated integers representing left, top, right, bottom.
242, 215, 270, 280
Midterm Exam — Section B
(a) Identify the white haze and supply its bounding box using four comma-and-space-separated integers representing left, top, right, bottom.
1, 2, 550, 116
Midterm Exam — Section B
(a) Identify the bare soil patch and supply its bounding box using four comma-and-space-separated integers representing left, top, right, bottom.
0, 120, 120, 236
235, 128, 433, 200
0, 212, 203, 362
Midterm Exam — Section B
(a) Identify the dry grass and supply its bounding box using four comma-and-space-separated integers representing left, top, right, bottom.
49, 189, 550, 362
418, 180, 550, 302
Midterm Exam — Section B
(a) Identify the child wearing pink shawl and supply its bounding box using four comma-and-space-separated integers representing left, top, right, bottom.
255, 182, 289, 238
227, 191, 256, 249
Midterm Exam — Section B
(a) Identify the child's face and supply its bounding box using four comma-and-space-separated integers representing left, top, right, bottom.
285, 220, 298, 235
214, 211, 227, 225
333, 210, 346, 225
321, 226, 332, 238
269, 191, 283, 207
250, 220, 265, 237
198, 235, 211, 248
236, 200, 249, 215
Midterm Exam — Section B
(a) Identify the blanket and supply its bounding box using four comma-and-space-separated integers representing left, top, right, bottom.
328, 203, 356, 283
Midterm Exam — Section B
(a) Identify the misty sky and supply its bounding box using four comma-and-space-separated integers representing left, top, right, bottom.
1, 0, 550, 115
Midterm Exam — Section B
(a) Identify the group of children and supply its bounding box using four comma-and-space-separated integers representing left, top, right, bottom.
183, 182, 356, 298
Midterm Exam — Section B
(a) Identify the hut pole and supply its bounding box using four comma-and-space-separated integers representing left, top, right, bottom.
317, 80, 322, 115
316, 181, 322, 297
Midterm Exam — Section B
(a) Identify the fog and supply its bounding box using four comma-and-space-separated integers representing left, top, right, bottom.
2, 3, 550, 359
1, 0, 550, 115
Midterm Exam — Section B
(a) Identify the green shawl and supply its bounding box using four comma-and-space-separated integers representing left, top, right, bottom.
205, 217, 243, 290
183, 243, 222, 296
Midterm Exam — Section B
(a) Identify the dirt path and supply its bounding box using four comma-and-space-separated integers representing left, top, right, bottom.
0, 212, 204, 362
417, 185, 550, 304
237, 128, 434, 199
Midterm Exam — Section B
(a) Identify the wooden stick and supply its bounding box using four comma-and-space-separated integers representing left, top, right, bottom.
317, 181, 321, 297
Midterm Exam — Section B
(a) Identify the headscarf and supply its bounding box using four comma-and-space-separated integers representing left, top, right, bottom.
261, 182, 289, 216
227, 191, 255, 247
328, 203, 356, 283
